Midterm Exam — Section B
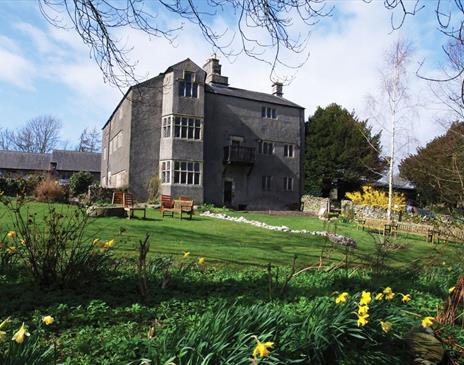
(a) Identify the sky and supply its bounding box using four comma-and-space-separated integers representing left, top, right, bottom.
0, 0, 458, 157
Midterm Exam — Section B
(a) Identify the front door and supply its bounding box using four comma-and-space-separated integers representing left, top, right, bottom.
224, 180, 233, 206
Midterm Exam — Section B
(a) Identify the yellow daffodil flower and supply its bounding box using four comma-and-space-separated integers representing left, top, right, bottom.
7, 246, 16, 255
12, 323, 30, 344
335, 292, 349, 304
400, 294, 411, 303
183, 251, 190, 258
360, 291, 372, 306
380, 321, 392, 333
421, 316, 434, 328
252, 337, 274, 358
383, 287, 395, 300
375, 293, 383, 301
0, 317, 10, 340
0, 330, 6, 341
42, 315, 54, 326
358, 305, 369, 316
198, 257, 205, 266
104, 239, 114, 248
356, 313, 369, 327
448, 286, 455, 294
93, 238, 100, 245
7, 231, 16, 238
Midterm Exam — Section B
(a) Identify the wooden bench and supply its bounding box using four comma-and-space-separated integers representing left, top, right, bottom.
112, 192, 146, 219
160, 195, 194, 219
160, 195, 176, 217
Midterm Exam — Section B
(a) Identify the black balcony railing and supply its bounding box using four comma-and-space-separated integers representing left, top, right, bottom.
223, 145, 256, 165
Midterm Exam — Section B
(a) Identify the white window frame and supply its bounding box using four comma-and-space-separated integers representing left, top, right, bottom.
284, 144, 294, 158
173, 160, 202, 185
160, 161, 171, 184
261, 106, 278, 120
162, 117, 172, 138
178, 71, 198, 98
174, 116, 202, 141
283, 177, 294, 191
258, 141, 274, 155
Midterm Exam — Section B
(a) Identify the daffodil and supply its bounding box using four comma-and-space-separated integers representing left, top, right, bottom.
7, 231, 16, 238
12, 323, 30, 344
198, 257, 205, 266
400, 294, 411, 303
375, 293, 384, 301
448, 286, 455, 294
20, 239, 26, 246
93, 238, 100, 245
183, 251, 190, 258
7, 246, 16, 255
356, 313, 369, 327
42, 315, 54, 326
358, 305, 369, 316
335, 292, 349, 304
383, 287, 395, 300
421, 316, 434, 328
252, 337, 273, 358
103, 239, 114, 249
360, 291, 372, 306
380, 321, 392, 333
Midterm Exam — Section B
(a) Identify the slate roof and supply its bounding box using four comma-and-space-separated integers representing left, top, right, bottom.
205, 83, 304, 109
51, 150, 101, 172
373, 175, 415, 190
0, 151, 50, 171
0, 150, 101, 173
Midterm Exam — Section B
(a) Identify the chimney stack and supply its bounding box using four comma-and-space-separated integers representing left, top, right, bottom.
272, 82, 283, 97
203, 54, 229, 86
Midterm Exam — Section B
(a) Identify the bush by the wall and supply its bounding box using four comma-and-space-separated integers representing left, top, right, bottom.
69, 171, 94, 196
0, 175, 45, 197
35, 179, 66, 202
87, 184, 117, 205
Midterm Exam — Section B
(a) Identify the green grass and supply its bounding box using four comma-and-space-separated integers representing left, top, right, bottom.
0, 202, 461, 268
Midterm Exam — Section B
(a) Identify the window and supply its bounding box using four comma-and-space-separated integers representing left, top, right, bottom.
179, 71, 198, 98
261, 106, 277, 119
283, 177, 293, 191
258, 141, 274, 155
162, 117, 172, 138
284, 144, 294, 157
174, 117, 202, 140
174, 161, 201, 185
161, 161, 171, 183
262, 176, 272, 191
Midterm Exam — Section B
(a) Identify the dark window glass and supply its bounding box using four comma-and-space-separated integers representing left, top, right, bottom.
267, 108, 271, 118
194, 173, 200, 185
192, 84, 198, 98
272, 109, 277, 119
179, 81, 185, 96
186, 82, 192, 97
194, 128, 200, 140
185, 72, 193, 82
261, 106, 266, 117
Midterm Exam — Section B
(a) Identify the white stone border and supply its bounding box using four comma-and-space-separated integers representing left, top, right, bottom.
200, 211, 357, 248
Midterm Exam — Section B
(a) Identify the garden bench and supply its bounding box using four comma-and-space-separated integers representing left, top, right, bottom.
112, 192, 146, 219
160, 194, 176, 217
123, 193, 146, 220
160, 195, 194, 220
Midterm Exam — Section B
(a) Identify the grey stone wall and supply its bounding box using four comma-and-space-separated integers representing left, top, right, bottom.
301, 195, 330, 215
341, 200, 400, 220
203, 92, 303, 210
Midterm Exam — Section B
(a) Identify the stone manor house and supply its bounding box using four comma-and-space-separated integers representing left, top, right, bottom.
101, 57, 304, 210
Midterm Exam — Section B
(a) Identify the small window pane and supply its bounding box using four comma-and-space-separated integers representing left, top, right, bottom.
187, 173, 193, 184
192, 84, 198, 98
185, 72, 193, 82
272, 109, 277, 119
179, 81, 185, 96
261, 107, 266, 117
175, 126, 180, 137
194, 128, 200, 140
194, 173, 200, 185
185, 82, 192, 97
267, 108, 271, 118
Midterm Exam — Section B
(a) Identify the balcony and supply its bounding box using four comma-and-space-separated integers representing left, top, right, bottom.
223, 145, 255, 165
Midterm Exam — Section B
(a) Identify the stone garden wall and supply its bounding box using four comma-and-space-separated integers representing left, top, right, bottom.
301, 195, 330, 216
341, 200, 400, 221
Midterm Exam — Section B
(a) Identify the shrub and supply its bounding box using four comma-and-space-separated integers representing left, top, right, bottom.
346, 185, 406, 212
86, 184, 115, 205
0, 176, 44, 197
69, 171, 94, 196
1, 200, 115, 288
34, 179, 65, 202
146, 167, 160, 203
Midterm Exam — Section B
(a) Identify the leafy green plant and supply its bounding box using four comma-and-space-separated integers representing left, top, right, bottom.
69, 171, 94, 196
2, 199, 115, 288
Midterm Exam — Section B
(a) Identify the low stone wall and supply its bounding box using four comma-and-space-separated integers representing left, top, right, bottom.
341, 200, 400, 221
301, 195, 330, 216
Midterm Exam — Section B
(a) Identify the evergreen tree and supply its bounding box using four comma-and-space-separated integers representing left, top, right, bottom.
304, 103, 386, 197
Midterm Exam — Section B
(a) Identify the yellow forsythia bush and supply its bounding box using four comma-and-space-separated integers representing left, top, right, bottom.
346, 185, 406, 211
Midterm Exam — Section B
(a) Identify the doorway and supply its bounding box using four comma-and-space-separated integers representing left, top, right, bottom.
224, 180, 233, 206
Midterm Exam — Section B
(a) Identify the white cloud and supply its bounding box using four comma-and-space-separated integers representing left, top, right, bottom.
0, 47, 35, 89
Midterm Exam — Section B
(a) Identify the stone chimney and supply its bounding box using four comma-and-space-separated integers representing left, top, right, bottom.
272, 82, 283, 97
203, 54, 229, 86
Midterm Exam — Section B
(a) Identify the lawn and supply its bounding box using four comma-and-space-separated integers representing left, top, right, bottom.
1, 202, 463, 364
0, 202, 460, 268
